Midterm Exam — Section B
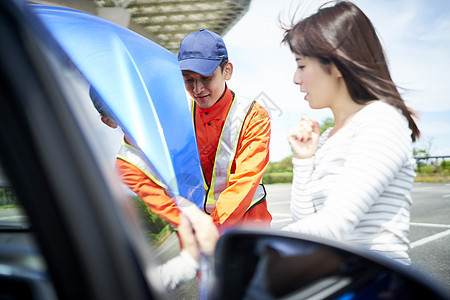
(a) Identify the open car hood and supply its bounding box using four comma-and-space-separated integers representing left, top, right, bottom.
33, 5, 204, 207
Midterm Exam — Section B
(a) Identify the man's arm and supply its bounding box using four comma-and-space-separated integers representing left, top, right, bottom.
116, 159, 181, 227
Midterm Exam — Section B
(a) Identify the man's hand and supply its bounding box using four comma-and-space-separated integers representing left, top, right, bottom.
177, 198, 220, 261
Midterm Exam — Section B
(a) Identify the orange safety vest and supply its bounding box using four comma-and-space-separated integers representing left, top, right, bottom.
192, 87, 272, 229
192, 94, 267, 214
117, 87, 271, 229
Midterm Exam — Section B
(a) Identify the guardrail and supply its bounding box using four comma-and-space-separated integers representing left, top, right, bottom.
414, 156, 450, 160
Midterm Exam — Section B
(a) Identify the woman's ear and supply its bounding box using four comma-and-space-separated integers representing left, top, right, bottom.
223, 62, 233, 80
331, 63, 342, 78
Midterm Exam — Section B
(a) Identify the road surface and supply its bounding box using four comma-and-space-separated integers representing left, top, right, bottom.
267, 182, 450, 294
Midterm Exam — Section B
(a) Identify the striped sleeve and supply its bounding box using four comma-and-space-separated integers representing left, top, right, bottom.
290, 157, 316, 218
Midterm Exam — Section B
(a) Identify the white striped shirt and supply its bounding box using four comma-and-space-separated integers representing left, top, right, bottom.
282, 101, 415, 265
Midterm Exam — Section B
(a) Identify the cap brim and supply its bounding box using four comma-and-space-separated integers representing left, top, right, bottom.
179, 58, 222, 76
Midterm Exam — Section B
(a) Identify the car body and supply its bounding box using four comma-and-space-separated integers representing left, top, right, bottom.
0, 1, 449, 299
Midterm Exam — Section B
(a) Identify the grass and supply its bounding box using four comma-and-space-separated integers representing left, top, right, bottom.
414, 175, 450, 183
0, 204, 20, 210
415, 165, 450, 183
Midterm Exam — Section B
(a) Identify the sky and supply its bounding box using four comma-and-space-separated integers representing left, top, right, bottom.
87, 0, 450, 164
222, 0, 450, 161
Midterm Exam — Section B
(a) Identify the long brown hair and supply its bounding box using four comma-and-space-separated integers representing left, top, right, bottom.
282, 1, 420, 141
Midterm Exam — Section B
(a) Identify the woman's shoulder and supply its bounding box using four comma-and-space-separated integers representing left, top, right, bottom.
355, 100, 404, 121
361, 100, 394, 112
353, 100, 410, 134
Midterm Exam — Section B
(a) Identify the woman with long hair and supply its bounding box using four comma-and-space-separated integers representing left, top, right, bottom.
282, 1, 420, 265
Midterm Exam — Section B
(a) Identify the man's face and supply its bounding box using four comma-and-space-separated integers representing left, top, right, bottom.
182, 63, 232, 108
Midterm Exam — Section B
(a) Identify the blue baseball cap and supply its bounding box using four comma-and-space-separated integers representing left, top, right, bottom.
178, 29, 228, 76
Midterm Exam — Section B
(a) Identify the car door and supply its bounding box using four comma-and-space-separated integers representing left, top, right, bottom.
0, 1, 160, 299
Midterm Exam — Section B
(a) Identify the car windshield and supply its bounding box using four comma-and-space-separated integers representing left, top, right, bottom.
0, 53, 180, 297
0, 66, 126, 231
0, 65, 176, 239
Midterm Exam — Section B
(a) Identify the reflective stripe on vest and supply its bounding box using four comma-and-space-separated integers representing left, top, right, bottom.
193, 94, 267, 214
117, 140, 168, 190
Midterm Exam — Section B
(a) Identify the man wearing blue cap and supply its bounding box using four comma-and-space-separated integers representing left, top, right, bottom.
114, 29, 271, 231
116, 29, 272, 231
176, 29, 272, 230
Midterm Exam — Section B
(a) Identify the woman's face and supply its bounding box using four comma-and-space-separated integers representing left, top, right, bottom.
293, 55, 341, 109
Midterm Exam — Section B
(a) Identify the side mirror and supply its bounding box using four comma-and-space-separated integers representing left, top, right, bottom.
212, 229, 449, 300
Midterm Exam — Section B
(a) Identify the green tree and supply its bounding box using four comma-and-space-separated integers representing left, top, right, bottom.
131, 196, 173, 244
413, 137, 434, 172
413, 137, 433, 158
320, 117, 334, 134
266, 155, 293, 173
0, 188, 17, 207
